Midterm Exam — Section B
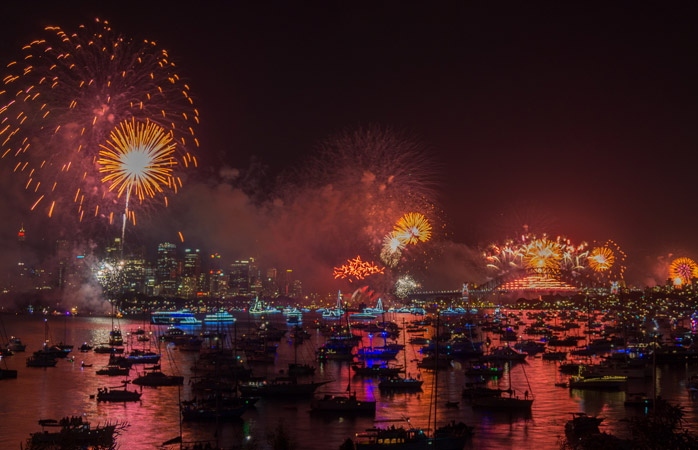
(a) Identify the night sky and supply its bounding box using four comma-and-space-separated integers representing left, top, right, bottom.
1, 2, 697, 288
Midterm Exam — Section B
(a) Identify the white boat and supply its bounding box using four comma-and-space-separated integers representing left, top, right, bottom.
363, 298, 385, 315
203, 311, 237, 323
322, 291, 344, 319
151, 310, 201, 325
249, 298, 279, 314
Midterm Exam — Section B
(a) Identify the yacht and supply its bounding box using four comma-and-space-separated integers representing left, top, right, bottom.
203, 311, 236, 323
151, 310, 201, 325
249, 298, 279, 314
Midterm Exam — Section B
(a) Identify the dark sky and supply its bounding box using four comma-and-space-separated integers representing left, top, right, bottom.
1, 2, 697, 286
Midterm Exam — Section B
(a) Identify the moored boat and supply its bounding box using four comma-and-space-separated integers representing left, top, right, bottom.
310, 392, 376, 414
96, 383, 142, 402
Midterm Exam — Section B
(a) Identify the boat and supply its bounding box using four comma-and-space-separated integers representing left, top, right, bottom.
354, 426, 430, 449
96, 365, 130, 376
378, 375, 423, 391
96, 383, 142, 402
351, 362, 403, 377
464, 363, 503, 378
181, 401, 247, 422
203, 311, 237, 323
288, 363, 316, 377
7, 337, 26, 352
28, 416, 124, 449
79, 342, 93, 352
312, 344, 376, 415
624, 392, 654, 407
0, 367, 18, 379
125, 349, 161, 364
238, 376, 331, 397
568, 375, 627, 390
564, 413, 603, 443
94, 345, 124, 354
542, 351, 567, 360
151, 310, 202, 325
132, 367, 184, 386
310, 392, 376, 414
249, 297, 279, 314
322, 291, 344, 319
379, 318, 424, 391
26, 353, 57, 367
470, 390, 533, 410
351, 311, 378, 320
108, 329, 124, 347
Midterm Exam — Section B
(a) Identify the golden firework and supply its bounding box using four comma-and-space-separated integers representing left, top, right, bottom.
523, 238, 562, 272
669, 257, 698, 285
588, 247, 615, 272
98, 118, 177, 201
394, 212, 432, 245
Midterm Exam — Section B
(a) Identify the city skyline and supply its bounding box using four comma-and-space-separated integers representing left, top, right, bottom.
0, 3, 696, 297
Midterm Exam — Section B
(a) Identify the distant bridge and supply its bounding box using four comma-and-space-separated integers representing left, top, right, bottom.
409, 268, 586, 302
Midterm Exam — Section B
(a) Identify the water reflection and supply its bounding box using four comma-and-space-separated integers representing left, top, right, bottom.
0, 313, 696, 449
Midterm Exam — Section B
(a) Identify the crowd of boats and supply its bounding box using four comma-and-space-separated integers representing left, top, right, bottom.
3, 300, 698, 449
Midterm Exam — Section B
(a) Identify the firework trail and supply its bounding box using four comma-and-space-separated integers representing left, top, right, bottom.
393, 212, 432, 245
0, 18, 198, 225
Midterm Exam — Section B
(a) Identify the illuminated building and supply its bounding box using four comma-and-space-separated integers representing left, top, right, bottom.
263, 268, 278, 297
156, 242, 178, 297
123, 251, 146, 294
209, 270, 228, 298
229, 259, 252, 296
291, 279, 303, 299
179, 249, 201, 298
55, 240, 69, 289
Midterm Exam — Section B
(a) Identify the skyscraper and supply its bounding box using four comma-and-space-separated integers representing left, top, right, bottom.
180, 249, 201, 298
156, 242, 178, 297
229, 259, 251, 296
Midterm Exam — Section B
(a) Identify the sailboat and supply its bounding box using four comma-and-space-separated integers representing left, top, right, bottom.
322, 291, 344, 319
428, 311, 474, 449
355, 312, 472, 450
378, 319, 423, 391
311, 307, 376, 414
288, 330, 316, 377
470, 360, 533, 410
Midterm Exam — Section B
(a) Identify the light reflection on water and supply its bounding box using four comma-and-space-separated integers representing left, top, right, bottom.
0, 313, 696, 449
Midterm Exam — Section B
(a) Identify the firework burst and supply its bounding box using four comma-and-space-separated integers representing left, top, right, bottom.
98, 118, 179, 241
669, 257, 698, 285
0, 18, 198, 223
522, 238, 563, 273
394, 212, 432, 245
380, 231, 405, 267
394, 274, 418, 298
333, 255, 385, 282
588, 246, 615, 272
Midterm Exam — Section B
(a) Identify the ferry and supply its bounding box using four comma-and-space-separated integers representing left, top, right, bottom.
151, 311, 202, 325
203, 311, 237, 323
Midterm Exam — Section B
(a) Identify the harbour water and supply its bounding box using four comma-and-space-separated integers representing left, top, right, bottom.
1, 312, 696, 449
